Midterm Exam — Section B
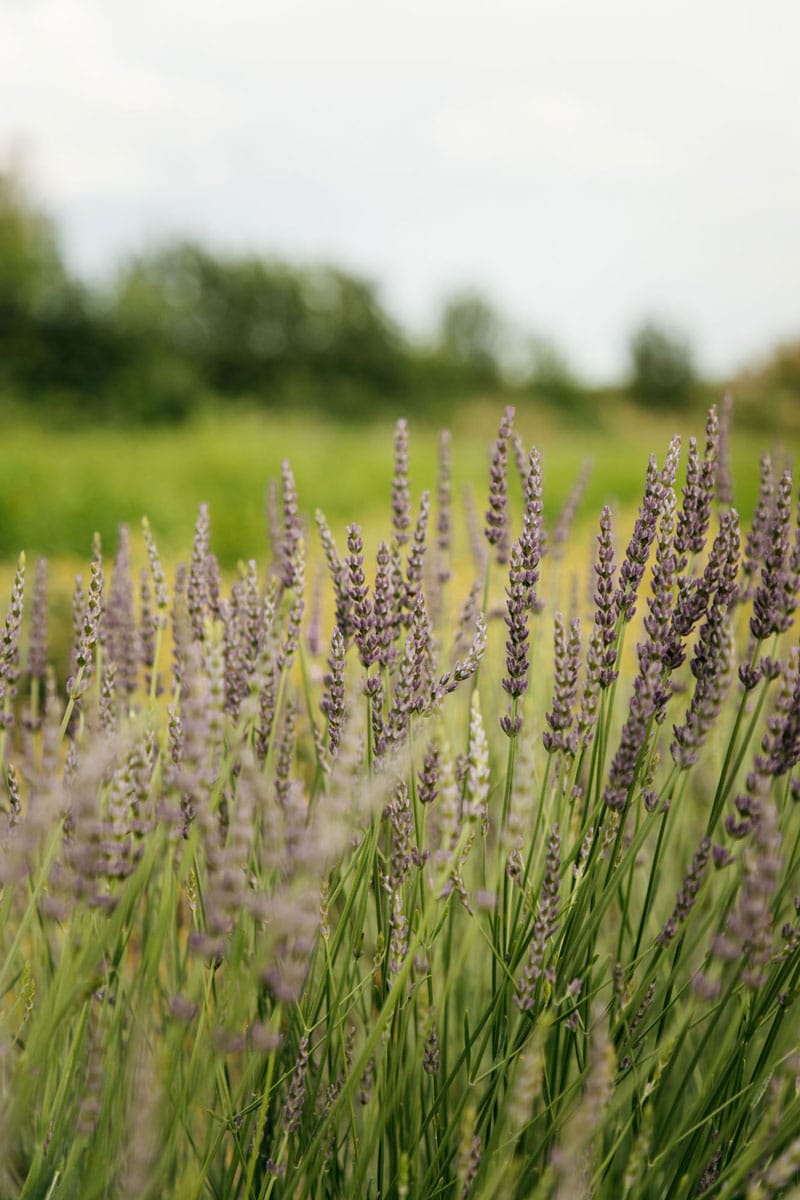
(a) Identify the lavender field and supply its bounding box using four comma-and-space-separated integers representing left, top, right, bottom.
0, 402, 799, 1199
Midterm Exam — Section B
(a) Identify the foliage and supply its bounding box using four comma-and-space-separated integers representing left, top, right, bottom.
0, 405, 799, 1198
628, 320, 696, 408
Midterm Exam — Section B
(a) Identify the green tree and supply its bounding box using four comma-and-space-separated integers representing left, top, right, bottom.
437, 290, 506, 383
628, 320, 696, 407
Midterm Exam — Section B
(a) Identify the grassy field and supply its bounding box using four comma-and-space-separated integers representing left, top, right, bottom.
4, 395, 794, 568
2, 398, 799, 1198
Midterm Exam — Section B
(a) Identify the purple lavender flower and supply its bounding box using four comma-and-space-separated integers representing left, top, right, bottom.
404, 490, 430, 619
436, 429, 452, 585
502, 539, 531, 703
417, 738, 440, 805
639, 486, 677, 685
346, 525, 377, 670
657, 837, 711, 945
372, 541, 396, 668
591, 505, 618, 688
716, 391, 734, 505
712, 779, 781, 988
516, 823, 560, 1009
187, 503, 211, 641
617, 454, 667, 622
751, 467, 794, 640
760, 652, 800, 778
543, 613, 581, 755
28, 557, 48, 682
315, 509, 352, 642
279, 459, 303, 589
552, 459, 592, 559
675, 406, 718, 563
485, 406, 514, 565
106, 525, 139, 698
741, 452, 775, 601
520, 447, 544, 612
392, 417, 412, 546
320, 625, 346, 757
281, 1036, 310, 1133
602, 658, 661, 811
0, 554, 25, 725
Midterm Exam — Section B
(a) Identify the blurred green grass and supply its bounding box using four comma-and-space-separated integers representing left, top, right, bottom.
6, 396, 793, 569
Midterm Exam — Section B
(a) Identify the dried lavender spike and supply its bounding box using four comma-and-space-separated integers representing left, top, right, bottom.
204, 553, 221, 622
98, 661, 117, 734
712, 779, 781, 988
281, 1036, 310, 1133
430, 612, 487, 708
515, 823, 560, 1009
392, 417, 412, 547
28, 557, 48, 682
170, 563, 190, 695
405, 490, 430, 618
593, 505, 618, 687
423, 1023, 440, 1075
388, 888, 409, 983
674, 408, 719, 563
436, 429, 452, 585
0, 553, 25, 726
466, 692, 490, 831
671, 611, 734, 769
501, 539, 531, 713
639, 486, 677, 682
106, 525, 139, 697
306, 565, 323, 658
484, 405, 514, 564
417, 737, 440, 805
279, 459, 303, 589
760, 651, 800, 778
551, 458, 592, 559
751, 467, 794, 640
385, 596, 433, 745
372, 541, 395, 669
315, 509, 352, 641
462, 483, 488, 573
275, 700, 296, 808
603, 657, 661, 812
741, 453, 775, 600
68, 573, 86, 688
73, 537, 103, 679
657, 837, 711, 945
521, 447, 544, 612
617, 454, 666, 622
384, 778, 414, 892
279, 544, 305, 672
320, 626, 346, 756
346, 525, 377, 670
187, 503, 211, 641
716, 391, 734, 506
222, 583, 247, 719
543, 613, 581, 755
141, 518, 169, 620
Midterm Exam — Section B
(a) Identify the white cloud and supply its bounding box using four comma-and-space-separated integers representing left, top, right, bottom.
1, 0, 799, 378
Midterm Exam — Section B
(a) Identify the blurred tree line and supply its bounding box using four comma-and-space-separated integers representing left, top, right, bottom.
0, 170, 723, 424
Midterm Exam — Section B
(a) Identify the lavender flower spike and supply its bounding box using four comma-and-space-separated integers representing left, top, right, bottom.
616, 454, 666, 623
392, 417, 412, 546
485, 405, 514, 565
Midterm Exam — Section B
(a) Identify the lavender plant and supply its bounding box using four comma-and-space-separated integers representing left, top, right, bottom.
0, 405, 798, 1200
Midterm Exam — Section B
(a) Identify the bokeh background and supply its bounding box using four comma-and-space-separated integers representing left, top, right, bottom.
0, 0, 798, 597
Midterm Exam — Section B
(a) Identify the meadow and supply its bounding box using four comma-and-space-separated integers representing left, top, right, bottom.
0, 397, 798, 1198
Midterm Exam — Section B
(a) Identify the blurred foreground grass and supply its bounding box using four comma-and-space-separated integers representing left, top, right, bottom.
6, 396, 794, 571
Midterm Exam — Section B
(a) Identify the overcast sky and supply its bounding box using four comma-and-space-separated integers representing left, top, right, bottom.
2, 0, 799, 380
